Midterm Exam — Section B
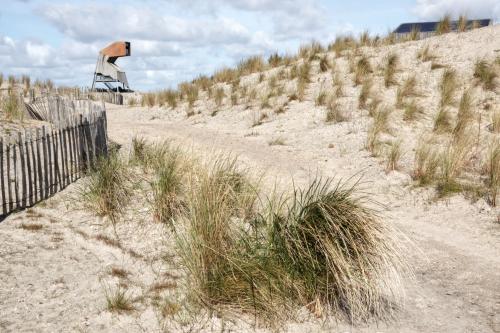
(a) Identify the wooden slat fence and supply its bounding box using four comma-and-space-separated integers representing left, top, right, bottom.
0, 109, 108, 220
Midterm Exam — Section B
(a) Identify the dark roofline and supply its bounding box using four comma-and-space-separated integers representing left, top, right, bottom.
393, 19, 492, 33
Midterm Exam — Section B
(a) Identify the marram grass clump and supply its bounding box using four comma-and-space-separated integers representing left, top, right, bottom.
81, 152, 131, 223
177, 158, 409, 325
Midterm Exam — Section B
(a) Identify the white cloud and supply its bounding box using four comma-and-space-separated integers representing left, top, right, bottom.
413, 0, 500, 20
38, 3, 252, 45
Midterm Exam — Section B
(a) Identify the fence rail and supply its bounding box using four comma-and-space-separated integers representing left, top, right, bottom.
0, 109, 108, 220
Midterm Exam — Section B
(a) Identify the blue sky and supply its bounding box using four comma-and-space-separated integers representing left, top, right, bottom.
0, 0, 498, 91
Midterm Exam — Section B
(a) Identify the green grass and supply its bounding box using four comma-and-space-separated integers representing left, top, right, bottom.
105, 286, 135, 313
176, 157, 408, 324
81, 153, 131, 223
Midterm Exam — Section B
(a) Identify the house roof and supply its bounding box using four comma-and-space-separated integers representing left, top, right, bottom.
394, 19, 492, 33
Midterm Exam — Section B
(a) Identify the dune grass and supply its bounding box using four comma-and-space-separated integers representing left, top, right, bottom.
149, 143, 186, 227
354, 56, 372, 86
417, 45, 436, 62
326, 97, 348, 123
413, 141, 440, 186
457, 15, 468, 32
386, 140, 402, 171
436, 131, 475, 197
485, 139, 500, 206
403, 100, 424, 122
436, 15, 451, 35
473, 60, 497, 91
439, 69, 458, 108
358, 78, 373, 109
81, 152, 131, 223
384, 53, 399, 87
1, 92, 24, 121
177, 158, 408, 323
396, 75, 418, 108
366, 106, 392, 156
453, 89, 475, 138
105, 286, 135, 313
491, 109, 500, 133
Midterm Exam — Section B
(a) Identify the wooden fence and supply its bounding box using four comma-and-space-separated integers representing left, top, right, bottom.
0, 110, 108, 220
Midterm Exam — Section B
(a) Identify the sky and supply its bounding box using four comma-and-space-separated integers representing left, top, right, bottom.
0, 0, 498, 91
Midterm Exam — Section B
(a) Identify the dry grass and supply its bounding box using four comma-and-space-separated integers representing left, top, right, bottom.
1, 93, 24, 121
19, 223, 43, 231
214, 87, 225, 107
409, 25, 420, 41
315, 89, 328, 106
413, 141, 440, 185
358, 78, 372, 109
434, 107, 453, 133
386, 140, 402, 171
403, 100, 424, 122
237, 56, 266, 76
417, 45, 436, 62
453, 89, 475, 138
473, 60, 497, 91
268, 137, 286, 146
326, 97, 348, 123
110, 267, 129, 279
439, 69, 458, 108
354, 56, 372, 85
436, 15, 451, 35
457, 15, 468, 32
319, 56, 330, 72
396, 75, 418, 108
491, 109, 500, 133
95, 234, 121, 248
366, 106, 392, 155
485, 139, 500, 206
143, 93, 156, 108
437, 131, 475, 197
105, 286, 135, 313
384, 53, 399, 87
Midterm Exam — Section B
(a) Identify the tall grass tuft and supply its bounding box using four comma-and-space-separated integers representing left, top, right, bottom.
403, 100, 424, 122
149, 143, 186, 226
262, 178, 407, 321
1, 92, 24, 121
491, 109, 500, 133
384, 53, 399, 87
354, 56, 372, 86
237, 56, 266, 76
176, 154, 408, 324
458, 15, 468, 32
485, 139, 500, 206
473, 60, 497, 91
366, 106, 392, 155
82, 153, 131, 223
214, 87, 225, 107
453, 89, 474, 138
326, 97, 348, 123
386, 140, 402, 171
437, 131, 474, 197
409, 25, 420, 41
417, 45, 436, 62
413, 141, 440, 185
436, 15, 451, 35
358, 78, 372, 109
396, 75, 418, 108
439, 69, 458, 108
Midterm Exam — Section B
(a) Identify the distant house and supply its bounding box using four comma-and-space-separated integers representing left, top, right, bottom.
393, 19, 492, 39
